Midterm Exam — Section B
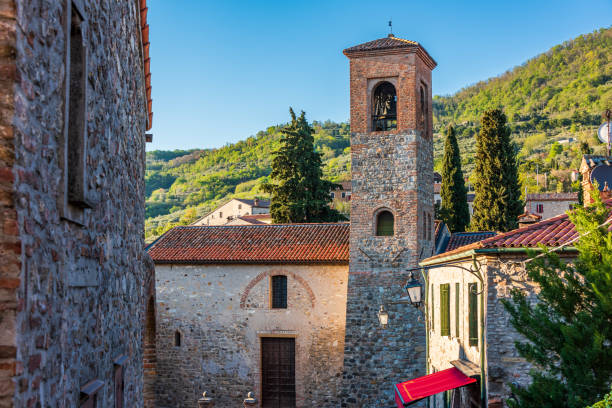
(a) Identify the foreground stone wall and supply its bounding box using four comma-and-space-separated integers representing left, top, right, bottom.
155, 263, 348, 408
0, 1, 20, 406
0, 0, 151, 406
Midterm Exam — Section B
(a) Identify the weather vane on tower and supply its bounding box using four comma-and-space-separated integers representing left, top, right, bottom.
388, 19, 393, 36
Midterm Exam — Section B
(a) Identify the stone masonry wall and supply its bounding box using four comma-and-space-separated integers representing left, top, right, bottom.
342, 48, 434, 407
155, 263, 348, 408
0, 1, 20, 406
2, 0, 151, 406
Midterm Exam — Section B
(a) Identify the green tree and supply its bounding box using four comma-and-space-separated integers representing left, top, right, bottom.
262, 108, 345, 223
439, 125, 470, 232
547, 141, 563, 160
502, 192, 612, 408
471, 109, 523, 231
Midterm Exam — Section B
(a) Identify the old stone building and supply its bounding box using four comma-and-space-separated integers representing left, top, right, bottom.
148, 224, 349, 407
148, 33, 438, 407
341, 34, 436, 407
524, 192, 578, 220
412, 156, 612, 408
0, 0, 154, 406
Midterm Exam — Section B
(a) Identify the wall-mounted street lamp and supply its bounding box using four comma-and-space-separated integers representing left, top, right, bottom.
403, 272, 423, 308
377, 304, 389, 329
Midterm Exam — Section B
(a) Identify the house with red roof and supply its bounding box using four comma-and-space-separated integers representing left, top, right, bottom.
147, 223, 350, 407
417, 166, 611, 408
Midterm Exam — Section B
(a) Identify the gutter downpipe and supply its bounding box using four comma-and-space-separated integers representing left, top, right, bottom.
472, 254, 487, 408
421, 267, 429, 376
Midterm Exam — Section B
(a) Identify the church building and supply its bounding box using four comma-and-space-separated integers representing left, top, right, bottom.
148, 33, 437, 407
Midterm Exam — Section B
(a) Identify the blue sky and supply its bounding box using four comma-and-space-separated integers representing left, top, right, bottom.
147, 0, 611, 151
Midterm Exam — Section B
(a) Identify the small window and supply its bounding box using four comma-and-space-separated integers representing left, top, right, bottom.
219, 212, 223, 218
238, 204, 242, 210
376, 210, 394, 236
420, 85, 425, 124
468, 283, 478, 347
66, 2, 90, 208
440, 284, 450, 336
536, 204, 544, 213
331, 192, 335, 199
271, 275, 287, 309
174, 331, 181, 347
341, 192, 346, 198
372, 81, 397, 131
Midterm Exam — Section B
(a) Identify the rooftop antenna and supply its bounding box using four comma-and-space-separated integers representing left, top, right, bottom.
388, 19, 393, 36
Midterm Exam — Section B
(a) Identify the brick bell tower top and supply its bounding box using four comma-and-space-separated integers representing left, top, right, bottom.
343, 34, 437, 134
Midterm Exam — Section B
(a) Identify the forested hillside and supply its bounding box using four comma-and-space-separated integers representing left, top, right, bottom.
145, 27, 611, 242
145, 121, 350, 239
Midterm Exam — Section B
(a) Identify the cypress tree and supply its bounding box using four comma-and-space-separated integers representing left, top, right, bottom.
471, 109, 523, 231
502, 192, 612, 408
262, 108, 346, 223
439, 125, 470, 232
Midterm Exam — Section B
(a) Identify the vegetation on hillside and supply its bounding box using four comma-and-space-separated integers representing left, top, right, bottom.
145, 27, 611, 241
262, 109, 345, 223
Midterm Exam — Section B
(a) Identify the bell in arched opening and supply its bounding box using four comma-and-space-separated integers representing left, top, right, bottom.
372, 81, 397, 131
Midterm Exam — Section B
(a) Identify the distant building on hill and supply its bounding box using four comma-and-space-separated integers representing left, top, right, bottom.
192, 198, 270, 226
524, 192, 578, 220
434, 183, 475, 217
330, 181, 352, 201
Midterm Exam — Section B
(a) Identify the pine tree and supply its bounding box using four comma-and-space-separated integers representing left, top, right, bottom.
439, 125, 470, 232
471, 109, 523, 231
262, 108, 346, 223
502, 192, 612, 408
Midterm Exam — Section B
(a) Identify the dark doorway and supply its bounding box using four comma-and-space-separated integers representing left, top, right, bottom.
261, 337, 296, 408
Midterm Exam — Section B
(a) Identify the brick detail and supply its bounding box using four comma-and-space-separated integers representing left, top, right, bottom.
240, 269, 316, 309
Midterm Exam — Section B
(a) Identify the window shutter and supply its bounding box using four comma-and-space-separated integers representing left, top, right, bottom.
440, 284, 450, 336
468, 283, 478, 347
455, 283, 460, 338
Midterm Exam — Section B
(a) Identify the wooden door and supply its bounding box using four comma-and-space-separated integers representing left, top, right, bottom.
261, 337, 296, 408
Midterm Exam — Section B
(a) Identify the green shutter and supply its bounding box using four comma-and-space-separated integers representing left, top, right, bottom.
468, 283, 478, 347
455, 283, 460, 338
440, 284, 450, 336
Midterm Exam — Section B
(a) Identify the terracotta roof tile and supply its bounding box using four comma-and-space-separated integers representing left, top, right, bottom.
343, 34, 437, 68
445, 232, 497, 252
148, 223, 349, 264
424, 200, 612, 262
139, 0, 153, 129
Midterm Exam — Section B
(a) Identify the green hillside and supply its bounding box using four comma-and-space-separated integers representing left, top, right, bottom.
145, 121, 350, 240
145, 27, 611, 241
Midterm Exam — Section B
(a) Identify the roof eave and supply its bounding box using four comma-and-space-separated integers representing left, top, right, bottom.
420, 246, 578, 266
343, 46, 437, 70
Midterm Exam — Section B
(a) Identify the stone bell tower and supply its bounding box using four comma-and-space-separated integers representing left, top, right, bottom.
341, 34, 437, 407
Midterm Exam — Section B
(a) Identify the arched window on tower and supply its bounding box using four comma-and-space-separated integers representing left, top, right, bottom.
376, 210, 394, 236
372, 82, 397, 131
420, 86, 425, 124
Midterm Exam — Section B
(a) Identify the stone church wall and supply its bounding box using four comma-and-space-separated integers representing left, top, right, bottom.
154, 263, 348, 407
0, 0, 151, 406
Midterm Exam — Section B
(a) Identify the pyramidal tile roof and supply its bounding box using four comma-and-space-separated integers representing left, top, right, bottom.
343, 34, 418, 53
343, 34, 437, 68
423, 199, 612, 263
148, 223, 349, 264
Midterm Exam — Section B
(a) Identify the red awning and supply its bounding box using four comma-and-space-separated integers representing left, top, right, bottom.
395, 367, 477, 407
